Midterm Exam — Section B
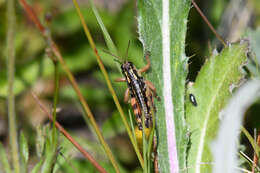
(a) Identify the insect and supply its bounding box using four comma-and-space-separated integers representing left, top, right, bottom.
189, 93, 197, 106
105, 43, 158, 130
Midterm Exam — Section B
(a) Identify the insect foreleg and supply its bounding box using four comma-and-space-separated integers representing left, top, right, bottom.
139, 51, 151, 73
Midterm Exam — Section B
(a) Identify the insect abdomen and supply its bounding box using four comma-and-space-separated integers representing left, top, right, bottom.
130, 97, 143, 130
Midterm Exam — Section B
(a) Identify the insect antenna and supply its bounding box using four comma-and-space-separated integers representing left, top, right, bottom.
113, 58, 122, 64
124, 40, 131, 61
102, 49, 123, 64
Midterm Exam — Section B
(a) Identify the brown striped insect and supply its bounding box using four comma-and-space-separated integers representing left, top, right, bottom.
104, 43, 158, 130
115, 54, 158, 130
106, 46, 158, 131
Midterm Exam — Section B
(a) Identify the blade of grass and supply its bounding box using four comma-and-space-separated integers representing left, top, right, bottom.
252, 129, 260, 173
31, 92, 107, 173
41, 133, 57, 173
128, 110, 138, 145
241, 127, 260, 158
71, 0, 144, 169
19, 1, 121, 172
142, 111, 147, 173
90, 0, 122, 72
19, 132, 29, 173
6, 0, 20, 172
0, 143, 12, 173
90, 0, 117, 55
147, 110, 155, 160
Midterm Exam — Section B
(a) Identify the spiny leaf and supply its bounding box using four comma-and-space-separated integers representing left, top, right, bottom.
186, 41, 248, 173
137, 0, 191, 172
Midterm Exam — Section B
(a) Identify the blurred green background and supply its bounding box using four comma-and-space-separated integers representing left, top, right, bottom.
0, 0, 260, 172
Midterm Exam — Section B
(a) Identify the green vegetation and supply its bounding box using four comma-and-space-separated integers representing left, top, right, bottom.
0, 0, 260, 172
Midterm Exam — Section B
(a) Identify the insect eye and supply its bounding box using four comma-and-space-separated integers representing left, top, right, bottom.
189, 94, 197, 106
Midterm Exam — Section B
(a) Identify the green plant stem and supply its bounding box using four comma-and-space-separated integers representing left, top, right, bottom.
6, 0, 20, 173
52, 61, 59, 143
147, 111, 155, 159
71, 0, 144, 169
128, 110, 137, 145
142, 113, 147, 173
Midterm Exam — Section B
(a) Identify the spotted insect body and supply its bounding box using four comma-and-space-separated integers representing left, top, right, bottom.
121, 62, 152, 129
110, 49, 158, 130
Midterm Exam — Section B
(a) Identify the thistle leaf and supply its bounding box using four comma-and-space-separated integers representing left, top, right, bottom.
186, 41, 248, 173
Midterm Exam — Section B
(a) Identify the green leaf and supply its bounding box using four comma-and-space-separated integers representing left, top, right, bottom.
137, 0, 191, 172
0, 143, 12, 173
186, 42, 248, 172
19, 132, 29, 173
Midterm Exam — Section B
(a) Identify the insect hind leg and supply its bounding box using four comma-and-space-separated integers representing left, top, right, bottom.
145, 80, 160, 101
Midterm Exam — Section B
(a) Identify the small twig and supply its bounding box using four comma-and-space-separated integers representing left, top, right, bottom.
19, 0, 45, 33
191, 0, 227, 47
31, 92, 107, 173
252, 129, 260, 173
7, 0, 20, 172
